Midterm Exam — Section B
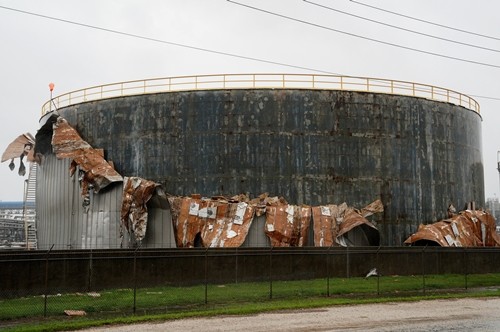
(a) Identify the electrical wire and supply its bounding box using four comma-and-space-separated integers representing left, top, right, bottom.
0, 4, 497, 103
227, 0, 500, 70
469, 95, 500, 102
349, 0, 500, 42
304, 0, 500, 53
0, 4, 339, 76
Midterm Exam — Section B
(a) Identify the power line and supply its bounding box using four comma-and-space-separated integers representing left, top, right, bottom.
226, 0, 500, 70
304, 0, 500, 53
470, 95, 500, 102
0, 4, 498, 103
350, 0, 500, 42
0, 5, 339, 76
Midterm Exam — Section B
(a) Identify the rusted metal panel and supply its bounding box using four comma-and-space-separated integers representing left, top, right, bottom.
168, 196, 256, 248
201, 200, 256, 247
312, 205, 341, 247
51, 117, 122, 195
167, 195, 382, 248
120, 177, 159, 245
404, 209, 500, 247
167, 196, 204, 248
312, 200, 383, 247
264, 205, 311, 247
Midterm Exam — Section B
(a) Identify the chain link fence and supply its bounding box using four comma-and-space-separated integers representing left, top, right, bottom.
1, 247, 500, 323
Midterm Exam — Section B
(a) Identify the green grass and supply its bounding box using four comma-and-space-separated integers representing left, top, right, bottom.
1, 273, 500, 331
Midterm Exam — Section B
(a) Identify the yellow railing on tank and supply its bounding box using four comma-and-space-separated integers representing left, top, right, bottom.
41, 73, 480, 115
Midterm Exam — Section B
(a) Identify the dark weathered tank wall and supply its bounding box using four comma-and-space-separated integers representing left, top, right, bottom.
59, 89, 484, 245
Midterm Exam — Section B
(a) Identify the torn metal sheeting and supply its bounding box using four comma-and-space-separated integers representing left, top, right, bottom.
120, 177, 159, 243
312, 205, 338, 247
265, 204, 311, 247
1, 133, 36, 162
336, 207, 380, 247
1, 133, 36, 176
313, 200, 382, 247
404, 209, 500, 247
52, 117, 122, 193
168, 196, 205, 248
168, 196, 256, 248
359, 199, 384, 218
201, 200, 256, 247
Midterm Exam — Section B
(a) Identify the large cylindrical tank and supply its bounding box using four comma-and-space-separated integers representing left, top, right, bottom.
38, 75, 484, 246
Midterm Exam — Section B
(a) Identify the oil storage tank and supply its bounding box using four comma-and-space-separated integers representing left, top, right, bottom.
35, 74, 484, 247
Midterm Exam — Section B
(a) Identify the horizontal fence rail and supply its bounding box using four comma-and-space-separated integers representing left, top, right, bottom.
1, 247, 500, 324
41, 74, 480, 115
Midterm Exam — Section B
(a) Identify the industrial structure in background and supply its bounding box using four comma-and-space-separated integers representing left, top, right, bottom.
1, 74, 491, 249
0, 201, 36, 249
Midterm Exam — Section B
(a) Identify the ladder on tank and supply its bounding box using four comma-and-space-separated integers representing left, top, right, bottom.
23, 163, 37, 250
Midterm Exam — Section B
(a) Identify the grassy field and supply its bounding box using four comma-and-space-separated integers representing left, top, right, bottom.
1, 273, 500, 331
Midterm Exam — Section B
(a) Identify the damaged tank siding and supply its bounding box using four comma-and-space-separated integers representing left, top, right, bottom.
57, 89, 484, 245
405, 209, 500, 247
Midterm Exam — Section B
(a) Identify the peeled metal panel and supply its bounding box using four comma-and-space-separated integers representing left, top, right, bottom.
168, 196, 256, 248
405, 209, 500, 247
265, 205, 311, 247
1, 133, 35, 162
120, 177, 158, 244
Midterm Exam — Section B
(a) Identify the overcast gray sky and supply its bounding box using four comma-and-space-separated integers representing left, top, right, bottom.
0, 0, 499, 204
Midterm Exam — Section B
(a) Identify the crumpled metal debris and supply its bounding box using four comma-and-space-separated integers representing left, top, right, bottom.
1, 133, 36, 176
52, 117, 123, 196
404, 209, 500, 247
201, 199, 256, 247
168, 195, 382, 248
312, 199, 383, 247
168, 195, 256, 248
264, 204, 311, 247
121, 176, 159, 244
168, 196, 205, 247
248, 193, 288, 217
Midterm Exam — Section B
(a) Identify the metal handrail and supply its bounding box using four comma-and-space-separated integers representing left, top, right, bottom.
41, 73, 480, 115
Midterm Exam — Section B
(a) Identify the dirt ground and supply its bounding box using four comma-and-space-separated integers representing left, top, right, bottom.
83, 297, 500, 332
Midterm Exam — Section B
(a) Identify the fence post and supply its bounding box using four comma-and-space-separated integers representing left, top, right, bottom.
88, 249, 93, 292
422, 245, 427, 295
269, 246, 273, 299
133, 246, 140, 314
464, 247, 468, 290
44, 244, 54, 317
205, 247, 208, 304
376, 246, 380, 296
235, 247, 238, 284
326, 246, 331, 297
346, 246, 350, 278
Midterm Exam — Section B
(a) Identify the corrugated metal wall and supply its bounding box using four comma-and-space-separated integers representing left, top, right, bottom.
36, 154, 176, 249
